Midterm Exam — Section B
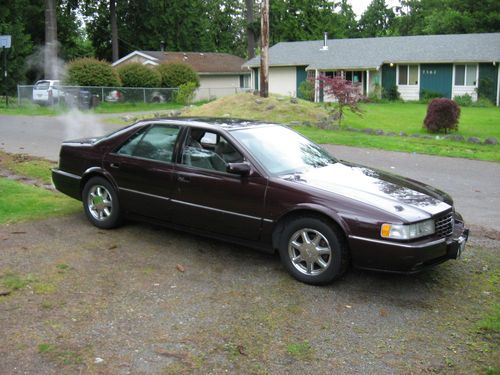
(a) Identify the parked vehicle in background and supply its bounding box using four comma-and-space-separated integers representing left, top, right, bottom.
32, 80, 63, 105
105, 90, 122, 102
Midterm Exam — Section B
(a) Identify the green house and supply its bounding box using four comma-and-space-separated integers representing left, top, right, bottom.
243, 33, 500, 105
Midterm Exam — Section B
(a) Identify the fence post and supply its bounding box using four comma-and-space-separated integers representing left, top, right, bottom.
143, 88, 146, 103
101, 87, 104, 101
17, 85, 20, 106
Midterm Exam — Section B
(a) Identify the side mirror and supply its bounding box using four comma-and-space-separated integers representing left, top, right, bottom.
226, 162, 251, 176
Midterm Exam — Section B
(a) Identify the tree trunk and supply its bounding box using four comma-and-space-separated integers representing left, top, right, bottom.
245, 0, 256, 59
44, 0, 58, 79
259, 0, 269, 98
110, 0, 119, 62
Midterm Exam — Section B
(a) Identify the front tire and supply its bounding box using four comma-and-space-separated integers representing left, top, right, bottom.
82, 177, 123, 229
278, 216, 348, 285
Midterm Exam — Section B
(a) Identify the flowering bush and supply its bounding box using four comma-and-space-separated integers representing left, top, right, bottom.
423, 98, 460, 133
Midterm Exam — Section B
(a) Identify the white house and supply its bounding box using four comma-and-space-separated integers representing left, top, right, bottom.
113, 51, 251, 100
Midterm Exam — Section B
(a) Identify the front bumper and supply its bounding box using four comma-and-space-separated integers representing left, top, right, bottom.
348, 220, 469, 274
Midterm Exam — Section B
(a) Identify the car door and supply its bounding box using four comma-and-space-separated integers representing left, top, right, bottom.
171, 127, 268, 241
103, 123, 181, 220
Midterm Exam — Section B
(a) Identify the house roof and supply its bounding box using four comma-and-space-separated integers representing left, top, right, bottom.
243, 33, 500, 70
113, 50, 249, 74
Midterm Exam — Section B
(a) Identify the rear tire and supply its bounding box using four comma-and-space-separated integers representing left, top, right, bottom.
82, 177, 123, 229
278, 216, 348, 285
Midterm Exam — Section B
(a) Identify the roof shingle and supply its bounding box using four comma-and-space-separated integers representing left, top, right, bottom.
243, 33, 500, 70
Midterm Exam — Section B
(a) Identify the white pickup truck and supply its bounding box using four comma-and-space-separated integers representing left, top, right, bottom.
32, 80, 64, 105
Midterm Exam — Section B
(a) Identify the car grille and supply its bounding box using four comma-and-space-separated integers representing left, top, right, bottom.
435, 212, 454, 238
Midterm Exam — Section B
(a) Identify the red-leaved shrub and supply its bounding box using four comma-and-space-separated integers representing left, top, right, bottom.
423, 98, 460, 133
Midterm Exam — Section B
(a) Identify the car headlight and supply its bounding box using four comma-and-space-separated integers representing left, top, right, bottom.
381, 219, 435, 240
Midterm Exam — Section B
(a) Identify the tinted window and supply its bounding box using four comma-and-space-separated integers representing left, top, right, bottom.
181, 128, 243, 172
117, 125, 180, 162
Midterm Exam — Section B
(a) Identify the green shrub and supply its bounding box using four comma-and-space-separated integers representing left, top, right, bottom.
420, 89, 443, 102
297, 80, 314, 101
382, 85, 400, 101
66, 58, 121, 87
156, 62, 200, 88
116, 63, 161, 88
453, 94, 473, 107
472, 97, 494, 107
175, 82, 197, 105
478, 77, 494, 101
423, 98, 460, 133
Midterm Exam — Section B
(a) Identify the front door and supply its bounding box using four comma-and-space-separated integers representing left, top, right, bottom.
171, 128, 267, 241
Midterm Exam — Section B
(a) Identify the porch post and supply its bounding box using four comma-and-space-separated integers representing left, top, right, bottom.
366, 70, 370, 96
314, 69, 319, 103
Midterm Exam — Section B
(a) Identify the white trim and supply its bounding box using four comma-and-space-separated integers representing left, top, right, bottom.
497, 63, 500, 106
111, 51, 160, 67
314, 69, 319, 102
366, 70, 370, 95
142, 60, 158, 66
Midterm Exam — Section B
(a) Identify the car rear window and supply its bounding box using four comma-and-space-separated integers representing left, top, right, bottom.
35, 81, 50, 89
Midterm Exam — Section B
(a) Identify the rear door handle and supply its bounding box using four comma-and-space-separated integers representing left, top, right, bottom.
110, 163, 120, 169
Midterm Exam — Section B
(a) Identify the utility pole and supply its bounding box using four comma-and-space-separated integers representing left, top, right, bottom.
259, 0, 269, 98
245, 0, 256, 59
44, 0, 58, 79
0, 35, 11, 108
110, 0, 119, 62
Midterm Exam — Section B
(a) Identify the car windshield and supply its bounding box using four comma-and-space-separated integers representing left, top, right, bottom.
231, 125, 337, 175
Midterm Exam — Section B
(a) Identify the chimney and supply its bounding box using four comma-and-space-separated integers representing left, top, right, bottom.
321, 32, 328, 51
160, 40, 165, 52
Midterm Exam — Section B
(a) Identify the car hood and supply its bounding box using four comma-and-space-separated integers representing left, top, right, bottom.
281, 162, 452, 222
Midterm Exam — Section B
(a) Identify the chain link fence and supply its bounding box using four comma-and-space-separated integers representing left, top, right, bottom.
17, 84, 252, 107
17, 85, 178, 107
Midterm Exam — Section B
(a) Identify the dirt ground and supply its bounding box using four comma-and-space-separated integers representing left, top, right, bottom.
0, 213, 498, 375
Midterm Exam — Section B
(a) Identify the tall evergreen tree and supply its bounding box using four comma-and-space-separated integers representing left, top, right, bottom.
358, 0, 396, 37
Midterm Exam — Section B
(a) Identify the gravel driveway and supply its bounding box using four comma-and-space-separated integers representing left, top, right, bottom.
0, 113, 498, 374
0, 214, 498, 374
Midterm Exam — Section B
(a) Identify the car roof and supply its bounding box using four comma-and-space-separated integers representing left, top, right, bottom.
139, 117, 278, 131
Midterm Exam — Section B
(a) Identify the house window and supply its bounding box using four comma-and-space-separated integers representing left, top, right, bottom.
240, 75, 250, 88
454, 64, 477, 86
398, 65, 418, 85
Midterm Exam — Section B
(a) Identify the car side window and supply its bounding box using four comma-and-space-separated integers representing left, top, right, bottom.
181, 129, 243, 172
116, 125, 180, 162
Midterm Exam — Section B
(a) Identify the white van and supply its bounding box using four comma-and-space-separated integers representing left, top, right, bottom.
32, 80, 63, 105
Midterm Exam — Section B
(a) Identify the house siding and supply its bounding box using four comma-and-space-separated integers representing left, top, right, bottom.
382, 64, 396, 93
478, 63, 499, 104
253, 68, 259, 90
269, 67, 297, 96
420, 64, 453, 99
296, 66, 308, 97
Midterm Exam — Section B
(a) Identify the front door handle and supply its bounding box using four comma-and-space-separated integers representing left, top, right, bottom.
110, 163, 120, 169
177, 175, 190, 183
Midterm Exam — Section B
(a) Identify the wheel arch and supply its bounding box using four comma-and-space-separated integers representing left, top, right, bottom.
80, 167, 119, 197
271, 205, 351, 253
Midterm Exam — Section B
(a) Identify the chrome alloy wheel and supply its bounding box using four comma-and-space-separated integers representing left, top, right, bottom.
87, 185, 113, 221
288, 228, 332, 276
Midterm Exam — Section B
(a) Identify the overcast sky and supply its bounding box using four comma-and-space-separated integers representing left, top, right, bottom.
349, 0, 401, 17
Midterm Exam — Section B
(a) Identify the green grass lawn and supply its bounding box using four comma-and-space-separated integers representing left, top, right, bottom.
297, 126, 500, 162
0, 151, 79, 223
0, 99, 186, 116
0, 179, 79, 224
343, 102, 500, 140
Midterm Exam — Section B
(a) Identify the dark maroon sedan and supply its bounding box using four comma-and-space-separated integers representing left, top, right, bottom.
52, 118, 469, 284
